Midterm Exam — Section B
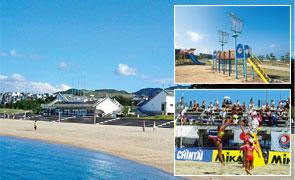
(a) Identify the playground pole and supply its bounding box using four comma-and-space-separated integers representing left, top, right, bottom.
229, 13, 243, 80
223, 52, 225, 74
243, 46, 248, 81
218, 30, 229, 74
233, 33, 238, 79
229, 51, 231, 76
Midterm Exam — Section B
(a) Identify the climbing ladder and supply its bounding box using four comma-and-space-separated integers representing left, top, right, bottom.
247, 56, 271, 84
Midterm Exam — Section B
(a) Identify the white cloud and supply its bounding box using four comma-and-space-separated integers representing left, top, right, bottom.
0, 73, 71, 93
0, 49, 40, 59
29, 54, 42, 60
0, 52, 7, 56
10, 49, 16, 56
270, 44, 275, 48
187, 31, 203, 42
59, 62, 68, 69
140, 74, 149, 79
0, 74, 8, 80
152, 78, 173, 85
9, 49, 23, 57
115, 63, 136, 76
11, 73, 26, 81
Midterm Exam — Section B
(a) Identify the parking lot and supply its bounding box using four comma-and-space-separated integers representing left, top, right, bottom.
0, 113, 174, 128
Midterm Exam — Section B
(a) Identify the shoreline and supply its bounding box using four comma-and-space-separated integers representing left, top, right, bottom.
1, 118, 294, 180
0, 119, 174, 174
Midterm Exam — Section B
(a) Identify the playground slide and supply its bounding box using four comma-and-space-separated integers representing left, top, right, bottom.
247, 57, 271, 84
187, 53, 205, 65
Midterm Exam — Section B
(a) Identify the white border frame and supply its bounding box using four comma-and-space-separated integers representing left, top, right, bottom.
173, 89, 292, 176
173, 5, 292, 85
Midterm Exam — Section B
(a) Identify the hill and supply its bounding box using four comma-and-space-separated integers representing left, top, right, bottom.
58, 88, 132, 98
133, 88, 162, 98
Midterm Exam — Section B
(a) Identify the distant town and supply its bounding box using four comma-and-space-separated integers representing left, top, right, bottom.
0, 86, 188, 118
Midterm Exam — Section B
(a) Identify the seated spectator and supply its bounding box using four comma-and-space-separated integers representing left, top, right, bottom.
214, 99, 220, 112
284, 98, 290, 111
278, 100, 284, 111
256, 110, 263, 127
242, 102, 246, 111
201, 100, 206, 109
271, 112, 279, 127
265, 111, 273, 126
208, 102, 214, 113
249, 98, 255, 110
270, 100, 275, 110
250, 111, 259, 130
192, 102, 199, 112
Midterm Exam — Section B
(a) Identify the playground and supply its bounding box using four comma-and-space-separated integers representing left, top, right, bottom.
174, 90, 291, 175
175, 63, 289, 84
174, 6, 290, 84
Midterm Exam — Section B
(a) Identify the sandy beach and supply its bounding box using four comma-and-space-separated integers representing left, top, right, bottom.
175, 65, 289, 84
0, 119, 174, 174
1, 118, 294, 180
175, 65, 260, 84
175, 161, 290, 176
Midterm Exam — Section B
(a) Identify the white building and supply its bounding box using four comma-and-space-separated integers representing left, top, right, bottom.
41, 93, 123, 117
139, 90, 174, 115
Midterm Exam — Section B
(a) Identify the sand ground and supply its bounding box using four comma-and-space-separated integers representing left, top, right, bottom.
175, 161, 290, 175
1, 119, 294, 180
0, 119, 174, 174
175, 65, 260, 84
175, 65, 289, 84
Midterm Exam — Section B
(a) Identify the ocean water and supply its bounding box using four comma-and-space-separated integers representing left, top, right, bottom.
0, 136, 179, 180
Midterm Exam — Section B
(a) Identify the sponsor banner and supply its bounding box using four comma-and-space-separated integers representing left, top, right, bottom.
268, 151, 290, 165
175, 148, 213, 162
236, 44, 244, 59
271, 132, 290, 152
212, 149, 265, 167
212, 150, 243, 163
244, 45, 251, 58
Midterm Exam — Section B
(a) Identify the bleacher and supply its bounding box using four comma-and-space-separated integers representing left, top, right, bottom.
177, 107, 290, 127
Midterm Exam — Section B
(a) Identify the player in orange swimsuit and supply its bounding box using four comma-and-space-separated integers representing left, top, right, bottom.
208, 116, 236, 165
240, 140, 260, 175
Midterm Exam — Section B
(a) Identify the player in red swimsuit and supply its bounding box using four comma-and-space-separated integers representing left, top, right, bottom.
239, 122, 256, 167
240, 140, 260, 175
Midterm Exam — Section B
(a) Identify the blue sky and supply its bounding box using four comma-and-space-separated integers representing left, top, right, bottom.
0, 0, 174, 93
175, 89, 290, 106
175, 5, 291, 57
0, 0, 293, 93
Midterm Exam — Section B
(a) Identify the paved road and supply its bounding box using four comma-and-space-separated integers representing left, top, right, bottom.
0, 113, 173, 128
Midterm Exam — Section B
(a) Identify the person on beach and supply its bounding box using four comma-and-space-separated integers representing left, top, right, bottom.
34, 120, 37, 131
240, 122, 255, 167
208, 116, 234, 165
240, 139, 260, 175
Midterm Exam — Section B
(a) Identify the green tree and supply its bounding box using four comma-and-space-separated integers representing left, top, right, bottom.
269, 53, 276, 61
280, 56, 285, 61
284, 52, 290, 61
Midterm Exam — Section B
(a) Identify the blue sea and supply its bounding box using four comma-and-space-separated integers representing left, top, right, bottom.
0, 136, 179, 180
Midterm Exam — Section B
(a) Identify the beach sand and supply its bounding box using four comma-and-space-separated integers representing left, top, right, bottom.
175, 65, 260, 84
1, 119, 294, 180
175, 161, 290, 175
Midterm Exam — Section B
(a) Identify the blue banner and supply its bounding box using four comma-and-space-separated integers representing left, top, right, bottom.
244, 45, 251, 58
175, 148, 213, 162
236, 44, 244, 59
213, 51, 216, 59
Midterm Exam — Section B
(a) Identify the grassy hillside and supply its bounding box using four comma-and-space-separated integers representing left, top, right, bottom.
59, 88, 132, 98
